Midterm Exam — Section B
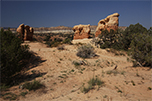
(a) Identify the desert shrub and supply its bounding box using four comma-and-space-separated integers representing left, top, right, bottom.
98, 23, 148, 50
62, 33, 73, 44
62, 38, 72, 44
148, 87, 152, 90
98, 23, 151, 67
90, 37, 103, 48
0, 28, 32, 85
120, 24, 151, 67
1, 92, 17, 100
63, 33, 74, 39
45, 37, 72, 47
54, 38, 63, 42
98, 29, 122, 50
88, 77, 104, 86
32, 37, 38, 41
50, 41, 61, 47
57, 45, 65, 50
72, 60, 83, 67
147, 27, 152, 35
76, 44, 96, 58
22, 80, 44, 91
72, 61, 81, 67
45, 40, 62, 47
0, 84, 10, 91
44, 35, 51, 41
129, 32, 152, 67
81, 77, 104, 93
20, 91, 28, 97
122, 24, 151, 67
121, 23, 147, 50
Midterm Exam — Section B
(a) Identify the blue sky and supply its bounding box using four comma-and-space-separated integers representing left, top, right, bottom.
1, 0, 151, 29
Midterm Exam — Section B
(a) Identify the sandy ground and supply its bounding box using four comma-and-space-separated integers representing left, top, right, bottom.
1, 42, 152, 101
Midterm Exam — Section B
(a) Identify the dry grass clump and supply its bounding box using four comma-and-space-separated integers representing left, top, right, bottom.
80, 77, 104, 94
22, 80, 45, 91
76, 44, 96, 58
57, 45, 65, 50
106, 48, 125, 56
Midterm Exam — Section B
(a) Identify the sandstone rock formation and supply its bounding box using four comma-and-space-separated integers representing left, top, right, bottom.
29, 27, 34, 40
24, 25, 30, 41
95, 13, 119, 37
73, 24, 91, 39
16, 24, 34, 41
16, 24, 25, 40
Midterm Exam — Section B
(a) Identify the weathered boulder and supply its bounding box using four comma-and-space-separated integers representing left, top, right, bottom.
95, 13, 119, 37
73, 24, 91, 39
16, 24, 34, 41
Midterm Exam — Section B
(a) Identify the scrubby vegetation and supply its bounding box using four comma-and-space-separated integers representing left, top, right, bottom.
0, 24, 151, 100
98, 29, 121, 49
76, 44, 96, 58
1, 92, 18, 100
81, 77, 104, 93
57, 45, 65, 50
129, 32, 152, 67
46, 37, 72, 47
0, 28, 33, 85
121, 23, 148, 50
98, 23, 152, 67
41, 33, 73, 47
22, 80, 45, 91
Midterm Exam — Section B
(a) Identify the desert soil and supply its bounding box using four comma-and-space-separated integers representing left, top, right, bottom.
1, 42, 152, 101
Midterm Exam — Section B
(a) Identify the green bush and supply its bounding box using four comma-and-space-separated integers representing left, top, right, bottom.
129, 33, 152, 67
147, 27, 152, 35
98, 29, 122, 50
76, 44, 96, 58
98, 23, 151, 67
0, 28, 31, 85
62, 38, 72, 44
123, 24, 151, 67
98, 23, 148, 51
121, 23, 147, 50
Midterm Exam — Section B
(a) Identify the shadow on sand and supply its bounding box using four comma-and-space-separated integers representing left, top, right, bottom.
10, 51, 47, 86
